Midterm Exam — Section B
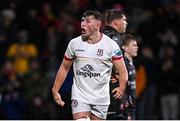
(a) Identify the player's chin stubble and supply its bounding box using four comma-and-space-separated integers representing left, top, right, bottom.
82, 35, 89, 41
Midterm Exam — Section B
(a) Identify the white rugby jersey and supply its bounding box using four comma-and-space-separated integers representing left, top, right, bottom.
64, 34, 123, 105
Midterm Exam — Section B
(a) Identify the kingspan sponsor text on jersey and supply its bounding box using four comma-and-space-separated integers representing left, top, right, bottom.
76, 70, 100, 78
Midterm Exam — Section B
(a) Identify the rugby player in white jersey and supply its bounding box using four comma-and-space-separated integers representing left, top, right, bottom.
52, 10, 128, 120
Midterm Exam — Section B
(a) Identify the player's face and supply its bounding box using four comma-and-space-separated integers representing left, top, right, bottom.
116, 15, 127, 33
125, 40, 138, 57
81, 16, 100, 38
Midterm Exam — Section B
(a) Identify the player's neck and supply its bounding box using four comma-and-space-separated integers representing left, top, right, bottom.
108, 23, 119, 33
124, 53, 133, 63
87, 31, 102, 44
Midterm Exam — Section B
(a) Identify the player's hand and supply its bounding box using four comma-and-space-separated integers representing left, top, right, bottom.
110, 73, 119, 83
110, 76, 118, 83
120, 100, 129, 110
52, 92, 65, 106
112, 86, 125, 99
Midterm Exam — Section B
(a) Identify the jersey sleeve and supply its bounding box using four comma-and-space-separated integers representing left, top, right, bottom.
111, 41, 123, 60
64, 40, 75, 61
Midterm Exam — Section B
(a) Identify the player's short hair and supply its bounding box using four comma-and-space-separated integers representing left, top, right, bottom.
104, 9, 124, 24
82, 10, 103, 21
121, 33, 137, 46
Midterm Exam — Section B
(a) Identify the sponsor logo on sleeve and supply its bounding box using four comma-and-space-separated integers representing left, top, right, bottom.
114, 50, 122, 56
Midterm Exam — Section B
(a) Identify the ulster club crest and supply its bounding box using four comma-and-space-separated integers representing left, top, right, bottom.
96, 49, 103, 56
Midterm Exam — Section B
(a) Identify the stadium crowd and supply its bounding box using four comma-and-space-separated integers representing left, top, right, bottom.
0, 0, 180, 119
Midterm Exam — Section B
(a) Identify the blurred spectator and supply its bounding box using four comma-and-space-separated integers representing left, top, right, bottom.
0, 0, 180, 120
0, 60, 25, 119
24, 94, 49, 119
37, 2, 55, 29
6, 30, 38, 76
53, 9, 81, 40
21, 59, 43, 100
0, 32, 8, 66
0, 8, 17, 41
157, 28, 178, 48
25, 8, 45, 52
157, 45, 179, 119
136, 45, 158, 119
0, 9, 17, 66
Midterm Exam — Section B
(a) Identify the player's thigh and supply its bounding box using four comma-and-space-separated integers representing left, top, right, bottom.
91, 104, 109, 120
73, 112, 91, 120
91, 113, 105, 120
71, 99, 91, 119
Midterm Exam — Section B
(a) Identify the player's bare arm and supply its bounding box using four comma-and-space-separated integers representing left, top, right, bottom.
112, 58, 128, 99
52, 58, 73, 106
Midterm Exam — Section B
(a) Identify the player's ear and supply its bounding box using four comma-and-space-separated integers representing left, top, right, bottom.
114, 19, 119, 26
122, 45, 127, 52
122, 45, 125, 51
95, 20, 101, 30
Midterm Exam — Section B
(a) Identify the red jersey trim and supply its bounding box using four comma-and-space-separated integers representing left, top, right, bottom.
112, 56, 123, 60
64, 55, 74, 61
